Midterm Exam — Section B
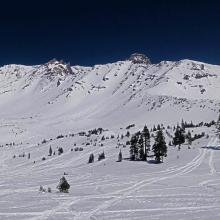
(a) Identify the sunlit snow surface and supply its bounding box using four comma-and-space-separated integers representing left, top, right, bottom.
0, 58, 220, 219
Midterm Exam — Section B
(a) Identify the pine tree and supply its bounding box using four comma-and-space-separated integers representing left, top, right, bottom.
185, 130, 192, 148
157, 124, 161, 131
130, 134, 138, 160
216, 114, 220, 139
57, 177, 70, 193
137, 133, 145, 160
118, 150, 122, 162
173, 127, 185, 146
88, 153, 94, 163
152, 129, 167, 163
49, 146, 52, 156
98, 151, 105, 161
142, 125, 150, 161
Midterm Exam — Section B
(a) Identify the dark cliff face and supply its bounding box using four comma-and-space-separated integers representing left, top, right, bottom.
129, 53, 151, 65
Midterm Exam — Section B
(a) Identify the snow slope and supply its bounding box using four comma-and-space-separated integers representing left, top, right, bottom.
0, 54, 220, 220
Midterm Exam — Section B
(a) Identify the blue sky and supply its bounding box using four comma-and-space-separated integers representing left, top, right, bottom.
0, 0, 219, 66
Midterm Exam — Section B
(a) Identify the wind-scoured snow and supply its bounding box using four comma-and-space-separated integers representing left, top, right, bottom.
0, 55, 220, 219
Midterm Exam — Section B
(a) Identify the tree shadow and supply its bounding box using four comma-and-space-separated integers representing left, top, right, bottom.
147, 159, 162, 164
201, 146, 220, 150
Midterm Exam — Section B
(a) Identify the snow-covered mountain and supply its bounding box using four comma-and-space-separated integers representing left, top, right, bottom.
0, 54, 219, 141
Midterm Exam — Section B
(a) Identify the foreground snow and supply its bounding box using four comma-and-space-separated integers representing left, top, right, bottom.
0, 124, 220, 220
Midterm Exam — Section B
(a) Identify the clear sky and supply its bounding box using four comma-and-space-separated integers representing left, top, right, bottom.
0, 0, 219, 66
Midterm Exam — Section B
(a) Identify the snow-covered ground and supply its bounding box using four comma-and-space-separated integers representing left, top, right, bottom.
0, 54, 220, 219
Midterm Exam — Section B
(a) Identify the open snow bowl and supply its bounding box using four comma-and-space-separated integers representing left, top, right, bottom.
0, 56, 220, 219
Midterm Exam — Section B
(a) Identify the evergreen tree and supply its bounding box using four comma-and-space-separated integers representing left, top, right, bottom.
216, 114, 220, 139
49, 146, 52, 156
152, 129, 167, 163
181, 119, 185, 130
142, 125, 150, 161
173, 127, 185, 146
98, 151, 105, 161
137, 133, 145, 160
118, 150, 122, 162
58, 147, 63, 155
88, 153, 94, 163
185, 130, 192, 147
157, 124, 161, 130
130, 134, 138, 160
57, 177, 70, 193
125, 131, 130, 137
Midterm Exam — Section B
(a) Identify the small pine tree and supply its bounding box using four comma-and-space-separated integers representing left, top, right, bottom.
152, 129, 167, 163
49, 146, 52, 156
216, 114, 220, 139
98, 151, 105, 161
173, 127, 185, 146
157, 124, 161, 131
142, 125, 150, 161
88, 153, 94, 163
185, 130, 192, 148
118, 150, 122, 162
57, 177, 70, 193
138, 133, 145, 160
130, 134, 138, 160
58, 147, 63, 155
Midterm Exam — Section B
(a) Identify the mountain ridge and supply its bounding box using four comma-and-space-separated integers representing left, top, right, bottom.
0, 54, 219, 143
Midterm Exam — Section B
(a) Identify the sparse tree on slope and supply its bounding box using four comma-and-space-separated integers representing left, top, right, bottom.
49, 146, 52, 156
130, 134, 138, 160
152, 129, 167, 163
185, 130, 192, 148
118, 150, 122, 162
142, 125, 150, 161
88, 153, 94, 163
137, 133, 145, 161
216, 114, 220, 139
173, 127, 185, 146
57, 176, 70, 193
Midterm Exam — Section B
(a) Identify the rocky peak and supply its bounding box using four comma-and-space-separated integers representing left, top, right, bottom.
129, 53, 151, 65
43, 59, 74, 76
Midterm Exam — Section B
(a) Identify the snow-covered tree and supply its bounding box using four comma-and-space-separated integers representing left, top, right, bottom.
152, 129, 167, 163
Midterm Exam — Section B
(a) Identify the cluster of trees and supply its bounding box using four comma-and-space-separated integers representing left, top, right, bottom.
88, 151, 106, 163
40, 177, 70, 193
130, 125, 167, 163
130, 125, 150, 161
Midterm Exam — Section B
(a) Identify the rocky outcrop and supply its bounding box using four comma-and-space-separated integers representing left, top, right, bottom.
129, 53, 151, 65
